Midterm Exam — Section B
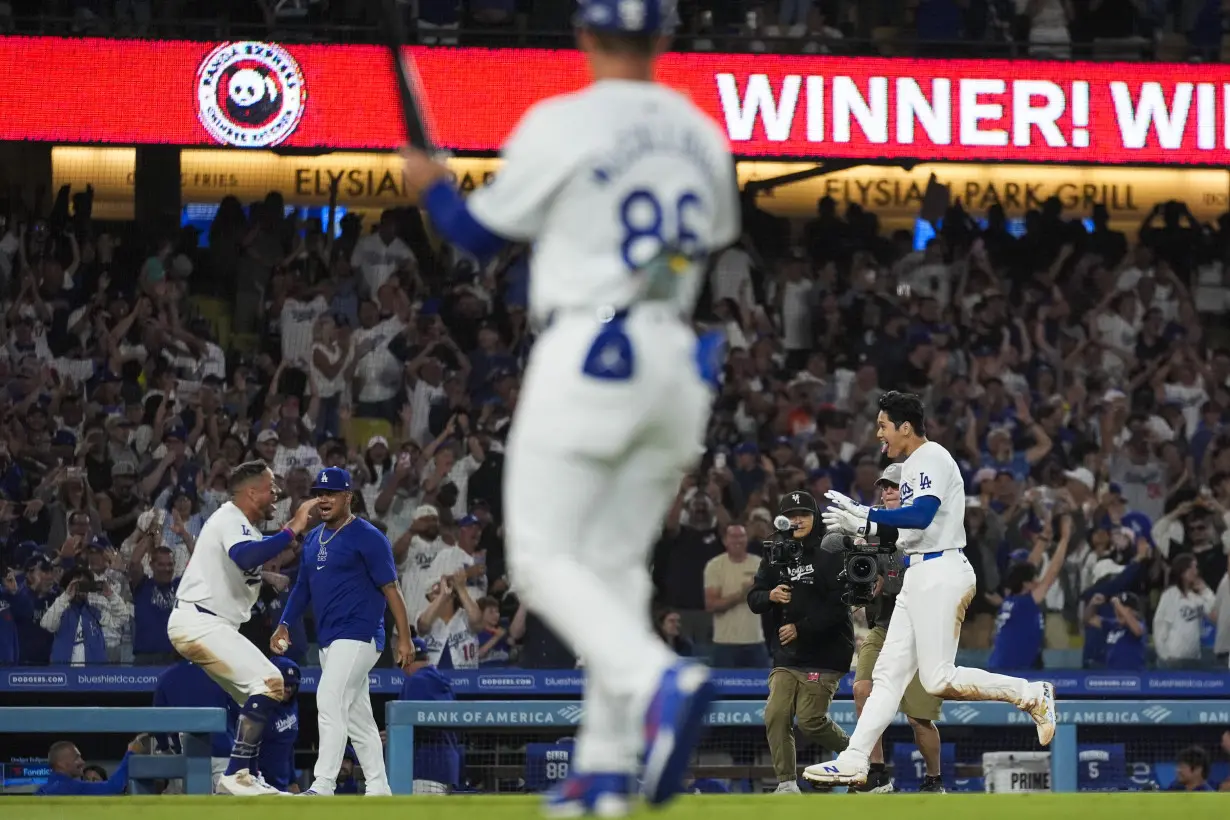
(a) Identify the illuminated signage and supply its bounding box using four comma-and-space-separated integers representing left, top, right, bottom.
54, 147, 1230, 230
10, 37, 1230, 165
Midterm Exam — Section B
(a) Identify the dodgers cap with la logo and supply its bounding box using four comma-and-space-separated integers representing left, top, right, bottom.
311, 466, 352, 493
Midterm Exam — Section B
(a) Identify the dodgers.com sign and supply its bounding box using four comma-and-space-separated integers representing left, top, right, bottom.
4, 36, 1230, 164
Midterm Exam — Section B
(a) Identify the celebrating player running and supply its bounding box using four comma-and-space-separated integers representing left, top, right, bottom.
167, 461, 319, 796
803, 391, 1056, 787
274, 466, 413, 797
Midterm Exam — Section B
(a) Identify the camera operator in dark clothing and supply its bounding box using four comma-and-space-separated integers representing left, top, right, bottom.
747, 491, 853, 793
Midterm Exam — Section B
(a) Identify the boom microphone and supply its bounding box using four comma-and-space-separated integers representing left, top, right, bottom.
774, 515, 796, 532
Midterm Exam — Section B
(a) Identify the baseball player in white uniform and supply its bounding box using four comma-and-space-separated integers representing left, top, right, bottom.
803, 391, 1056, 787
167, 460, 319, 796
400, 0, 739, 811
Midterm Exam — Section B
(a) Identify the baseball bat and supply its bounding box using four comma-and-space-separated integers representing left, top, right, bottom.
380, 0, 436, 153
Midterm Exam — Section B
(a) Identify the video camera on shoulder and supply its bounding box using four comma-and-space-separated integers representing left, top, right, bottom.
763, 522, 804, 569
820, 532, 896, 607
764, 491, 819, 572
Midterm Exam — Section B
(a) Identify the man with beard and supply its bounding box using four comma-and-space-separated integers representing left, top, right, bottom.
273, 467, 412, 797
167, 461, 318, 795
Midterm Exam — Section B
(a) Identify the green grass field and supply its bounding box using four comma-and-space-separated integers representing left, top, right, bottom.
4, 794, 1226, 820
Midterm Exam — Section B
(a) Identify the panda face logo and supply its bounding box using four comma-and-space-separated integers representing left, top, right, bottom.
196, 41, 305, 148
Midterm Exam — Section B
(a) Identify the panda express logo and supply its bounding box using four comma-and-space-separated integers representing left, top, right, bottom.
196, 41, 306, 148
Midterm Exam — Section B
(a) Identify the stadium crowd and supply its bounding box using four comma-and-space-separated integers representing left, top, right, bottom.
0, 168, 1228, 675
4, 0, 1228, 59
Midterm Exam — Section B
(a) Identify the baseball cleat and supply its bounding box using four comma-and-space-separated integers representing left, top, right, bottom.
296, 789, 320, 796
544, 773, 634, 817
216, 769, 283, 796
919, 775, 946, 793
641, 661, 715, 806
802, 754, 869, 786
1027, 681, 1057, 746
773, 780, 802, 794
869, 778, 895, 793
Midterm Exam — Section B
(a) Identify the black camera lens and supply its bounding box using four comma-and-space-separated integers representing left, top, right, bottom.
847, 553, 878, 585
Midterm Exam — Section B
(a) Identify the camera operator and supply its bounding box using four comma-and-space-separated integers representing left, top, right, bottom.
850, 464, 944, 794
747, 491, 853, 794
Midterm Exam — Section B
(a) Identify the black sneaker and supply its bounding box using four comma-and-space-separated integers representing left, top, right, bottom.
846, 767, 889, 793
919, 775, 946, 793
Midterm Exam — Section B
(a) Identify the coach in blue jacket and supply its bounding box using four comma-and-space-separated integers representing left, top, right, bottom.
36, 735, 149, 795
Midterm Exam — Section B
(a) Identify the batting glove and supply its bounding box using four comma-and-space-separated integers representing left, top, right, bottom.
822, 506, 872, 538
824, 489, 871, 520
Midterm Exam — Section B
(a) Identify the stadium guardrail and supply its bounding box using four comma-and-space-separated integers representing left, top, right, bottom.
384, 699, 1230, 794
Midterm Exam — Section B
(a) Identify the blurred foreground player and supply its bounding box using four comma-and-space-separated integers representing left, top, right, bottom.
167, 461, 319, 795
275, 467, 412, 797
395, 636, 461, 794
401, 0, 740, 812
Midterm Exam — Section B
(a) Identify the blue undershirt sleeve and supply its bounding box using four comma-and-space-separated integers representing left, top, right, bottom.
421, 179, 508, 265
228, 529, 294, 571
868, 495, 941, 530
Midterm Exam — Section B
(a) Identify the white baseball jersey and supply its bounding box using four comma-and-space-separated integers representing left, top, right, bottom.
175, 502, 265, 625
425, 608, 478, 670
467, 80, 740, 321
896, 441, 967, 554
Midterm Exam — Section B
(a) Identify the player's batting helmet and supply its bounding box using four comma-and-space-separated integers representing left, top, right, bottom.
778, 490, 820, 518
575, 0, 677, 33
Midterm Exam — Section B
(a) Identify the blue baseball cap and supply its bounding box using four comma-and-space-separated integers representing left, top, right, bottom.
412, 637, 430, 662
575, 0, 676, 33
311, 467, 352, 493
271, 656, 301, 690
458, 514, 480, 527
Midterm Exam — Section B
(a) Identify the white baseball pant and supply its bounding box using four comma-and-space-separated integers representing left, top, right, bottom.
504, 308, 711, 775
846, 550, 1034, 761
167, 604, 283, 703
309, 638, 389, 795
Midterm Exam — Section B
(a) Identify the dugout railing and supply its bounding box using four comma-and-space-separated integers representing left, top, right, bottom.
385, 699, 1230, 794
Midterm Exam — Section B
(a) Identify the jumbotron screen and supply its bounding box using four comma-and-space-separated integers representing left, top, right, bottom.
2, 36, 1229, 164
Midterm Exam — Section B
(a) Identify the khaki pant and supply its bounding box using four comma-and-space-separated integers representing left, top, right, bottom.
856, 626, 942, 721
764, 667, 849, 782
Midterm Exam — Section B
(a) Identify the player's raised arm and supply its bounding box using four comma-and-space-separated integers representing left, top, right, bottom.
224, 464, 319, 570
401, 103, 567, 265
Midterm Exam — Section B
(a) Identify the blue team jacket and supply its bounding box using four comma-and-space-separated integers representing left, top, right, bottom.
36, 753, 131, 795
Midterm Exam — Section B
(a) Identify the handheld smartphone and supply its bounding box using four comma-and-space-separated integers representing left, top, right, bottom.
714, 452, 727, 470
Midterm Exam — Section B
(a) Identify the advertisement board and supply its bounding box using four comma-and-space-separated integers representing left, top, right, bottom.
54, 147, 1230, 230
11, 37, 1230, 164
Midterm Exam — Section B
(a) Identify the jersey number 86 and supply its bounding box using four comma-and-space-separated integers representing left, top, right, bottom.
619, 189, 704, 271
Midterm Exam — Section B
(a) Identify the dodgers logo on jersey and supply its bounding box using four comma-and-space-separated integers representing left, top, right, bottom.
900, 482, 914, 503
241, 525, 252, 537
